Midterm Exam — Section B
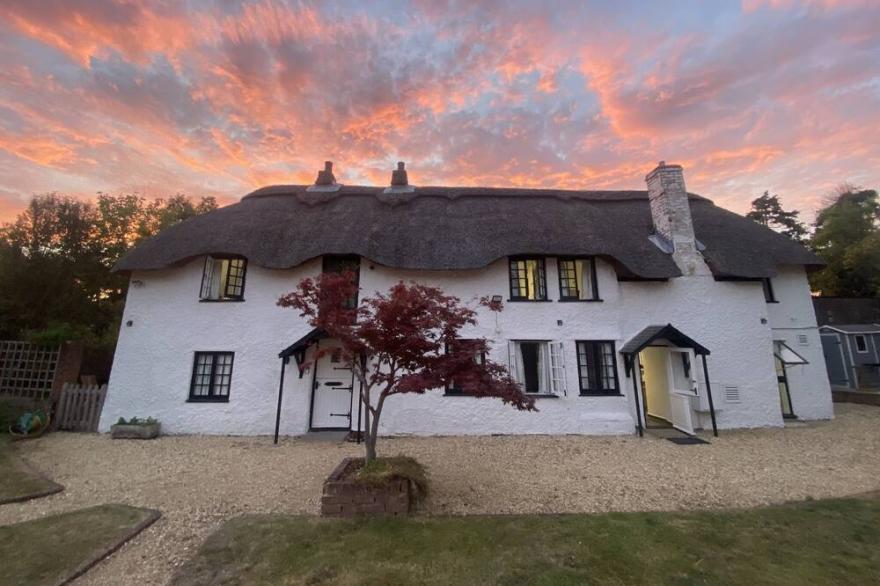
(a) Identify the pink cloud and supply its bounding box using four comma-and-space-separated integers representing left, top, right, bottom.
0, 0, 878, 222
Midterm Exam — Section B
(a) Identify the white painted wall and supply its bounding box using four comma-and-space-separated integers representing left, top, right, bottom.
100, 256, 833, 436
766, 266, 834, 420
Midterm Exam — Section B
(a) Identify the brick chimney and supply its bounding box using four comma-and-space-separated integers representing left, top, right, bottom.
307, 161, 341, 192
384, 161, 414, 193
645, 161, 709, 276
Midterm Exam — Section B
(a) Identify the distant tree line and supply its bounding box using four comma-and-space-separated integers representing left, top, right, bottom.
746, 187, 880, 298
0, 193, 216, 377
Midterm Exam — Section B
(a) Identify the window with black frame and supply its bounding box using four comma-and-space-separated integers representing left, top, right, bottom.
558, 257, 599, 301
509, 257, 547, 301
188, 351, 234, 402
445, 339, 486, 395
200, 256, 247, 301
576, 341, 619, 395
323, 255, 360, 308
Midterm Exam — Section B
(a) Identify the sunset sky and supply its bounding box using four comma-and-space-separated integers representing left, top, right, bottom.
1, 0, 878, 222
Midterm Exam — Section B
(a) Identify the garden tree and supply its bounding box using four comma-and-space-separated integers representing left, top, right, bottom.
278, 273, 536, 462
746, 191, 808, 243
809, 186, 880, 297
0, 192, 217, 355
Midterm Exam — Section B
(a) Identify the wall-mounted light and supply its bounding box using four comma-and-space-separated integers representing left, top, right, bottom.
491, 295, 503, 303
126, 320, 134, 327
557, 320, 563, 326
131, 280, 144, 288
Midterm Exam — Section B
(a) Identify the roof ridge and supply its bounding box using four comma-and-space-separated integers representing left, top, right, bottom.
242, 184, 710, 203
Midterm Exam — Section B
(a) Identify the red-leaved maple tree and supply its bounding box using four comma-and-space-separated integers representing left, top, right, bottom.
278, 271, 536, 462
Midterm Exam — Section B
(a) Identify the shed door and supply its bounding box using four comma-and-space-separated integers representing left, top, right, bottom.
821, 334, 849, 387
310, 341, 353, 430
667, 348, 696, 435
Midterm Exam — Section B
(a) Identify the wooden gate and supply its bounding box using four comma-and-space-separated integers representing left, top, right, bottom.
55, 383, 107, 432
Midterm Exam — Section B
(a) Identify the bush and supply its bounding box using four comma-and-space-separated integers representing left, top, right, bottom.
355, 456, 428, 500
115, 416, 158, 426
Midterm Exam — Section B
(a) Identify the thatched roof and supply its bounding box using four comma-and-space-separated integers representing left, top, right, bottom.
114, 185, 822, 279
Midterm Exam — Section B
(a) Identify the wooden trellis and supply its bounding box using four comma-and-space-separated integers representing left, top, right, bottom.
0, 341, 60, 401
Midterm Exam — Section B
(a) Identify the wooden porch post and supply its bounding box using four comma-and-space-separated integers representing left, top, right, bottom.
701, 353, 718, 437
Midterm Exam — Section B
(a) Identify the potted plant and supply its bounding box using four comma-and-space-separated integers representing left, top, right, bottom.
111, 416, 160, 439
8, 410, 50, 441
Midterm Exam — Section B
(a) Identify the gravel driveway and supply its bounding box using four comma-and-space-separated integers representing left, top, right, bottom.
1, 403, 878, 585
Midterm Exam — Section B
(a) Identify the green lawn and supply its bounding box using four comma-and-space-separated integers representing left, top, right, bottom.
0, 437, 62, 504
0, 504, 160, 586
173, 497, 880, 585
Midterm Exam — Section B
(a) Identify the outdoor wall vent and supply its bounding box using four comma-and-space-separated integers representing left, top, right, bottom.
723, 385, 741, 404
797, 334, 809, 346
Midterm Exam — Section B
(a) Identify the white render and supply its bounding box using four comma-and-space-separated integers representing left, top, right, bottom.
100, 163, 833, 437
99, 256, 833, 436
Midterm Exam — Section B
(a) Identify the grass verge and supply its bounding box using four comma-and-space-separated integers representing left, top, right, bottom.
173, 496, 880, 585
0, 504, 160, 586
0, 437, 63, 504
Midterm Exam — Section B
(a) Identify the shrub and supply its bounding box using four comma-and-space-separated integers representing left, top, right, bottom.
115, 416, 158, 426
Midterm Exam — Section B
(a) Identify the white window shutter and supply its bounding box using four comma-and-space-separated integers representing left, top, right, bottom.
200, 256, 215, 298
549, 341, 567, 396
508, 341, 520, 386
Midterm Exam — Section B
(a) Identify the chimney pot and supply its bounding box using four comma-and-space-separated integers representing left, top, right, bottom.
314, 161, 336, 186
391, 161, 408, 186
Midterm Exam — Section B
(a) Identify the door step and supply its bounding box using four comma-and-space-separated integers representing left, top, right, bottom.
667, 436, 710, 445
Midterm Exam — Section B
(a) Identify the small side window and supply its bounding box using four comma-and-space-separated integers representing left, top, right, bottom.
200, 256, 247, 301
854, 335, 868, 353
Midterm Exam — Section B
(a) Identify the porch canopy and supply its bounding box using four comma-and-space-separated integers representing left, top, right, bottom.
274, 327, 327, 445
620, 323, 717, 438
279, 327, 326, 365
620, 323, 711, 358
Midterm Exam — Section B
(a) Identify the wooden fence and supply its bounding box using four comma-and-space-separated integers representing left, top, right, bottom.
55, 383, 107, 432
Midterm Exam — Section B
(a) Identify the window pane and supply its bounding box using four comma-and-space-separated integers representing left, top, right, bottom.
510, 258, 546, 300
559, 260, 579, 298
190, 352, 233, 400
577, 341, 617, 393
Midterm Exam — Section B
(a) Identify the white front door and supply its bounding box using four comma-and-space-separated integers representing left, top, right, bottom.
310, 341, 353, 430
667, 348, 697, 435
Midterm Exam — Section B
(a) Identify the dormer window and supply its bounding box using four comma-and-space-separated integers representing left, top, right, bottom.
200, 256, 247, 301
509, 257, 547, 301
558, 257, 599, 301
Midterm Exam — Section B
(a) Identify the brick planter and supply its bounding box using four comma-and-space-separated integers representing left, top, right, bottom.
321, 457, 412, 517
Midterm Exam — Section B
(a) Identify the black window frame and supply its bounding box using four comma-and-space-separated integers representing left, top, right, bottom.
188, 351, 235, 402
508, 257, 548, 301
444, 339, 487, 396
557, 257, 600, 302
199, 255, 248, 302
322, 254, 361, 308
576, 340, 620, 395
762, 278, 777, 303
854, 334, 868, 353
